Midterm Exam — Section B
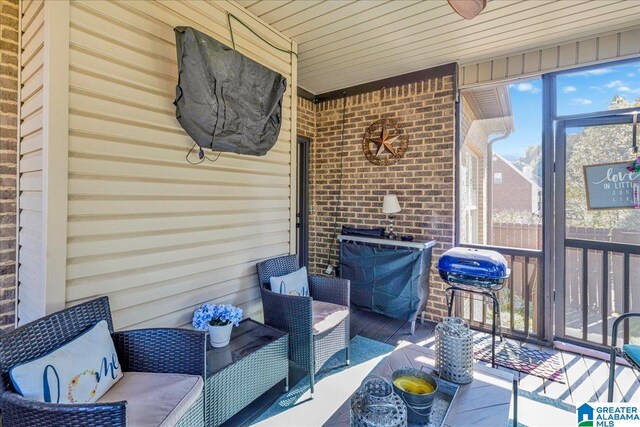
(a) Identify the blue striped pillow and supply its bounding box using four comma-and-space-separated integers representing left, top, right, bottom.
270, 267, 309, 296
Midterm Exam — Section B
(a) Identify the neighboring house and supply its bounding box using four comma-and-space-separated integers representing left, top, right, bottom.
492, 153, 542, 214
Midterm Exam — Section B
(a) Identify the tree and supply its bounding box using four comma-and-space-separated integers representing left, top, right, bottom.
565, 96, 640, 230
514, 144, 542, 185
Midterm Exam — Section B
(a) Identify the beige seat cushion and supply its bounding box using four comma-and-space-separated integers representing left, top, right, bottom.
312, 300, 349, 335
97, 371, 203, 427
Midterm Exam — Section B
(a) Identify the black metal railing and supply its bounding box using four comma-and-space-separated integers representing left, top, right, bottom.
564, 238, 640, 347
458, 244, 545, 341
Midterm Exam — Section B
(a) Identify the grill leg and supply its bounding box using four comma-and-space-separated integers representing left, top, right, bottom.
492, 296, 497, 368
447, 289, 455, 316
493, 291, 504, 343
410, 320, 416, 335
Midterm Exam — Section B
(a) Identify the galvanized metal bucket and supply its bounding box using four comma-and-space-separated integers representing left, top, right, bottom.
391, 367, 438, 425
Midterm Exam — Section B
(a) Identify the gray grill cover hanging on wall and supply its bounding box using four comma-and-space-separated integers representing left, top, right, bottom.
173, 26, 287, 156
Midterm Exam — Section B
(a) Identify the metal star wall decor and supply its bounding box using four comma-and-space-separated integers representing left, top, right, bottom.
362, 118, 409, 166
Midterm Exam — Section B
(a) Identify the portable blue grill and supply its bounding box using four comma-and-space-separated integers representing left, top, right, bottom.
438, 247, 510, 291
437, 247, 511, 368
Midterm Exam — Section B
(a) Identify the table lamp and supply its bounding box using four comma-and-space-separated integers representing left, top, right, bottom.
382, 194, 401, 239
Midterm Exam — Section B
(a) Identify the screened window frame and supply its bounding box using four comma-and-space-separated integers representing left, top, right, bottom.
454, 56, 640, 248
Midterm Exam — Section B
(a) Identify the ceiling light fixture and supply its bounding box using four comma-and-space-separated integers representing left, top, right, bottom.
447, 0, 487, 20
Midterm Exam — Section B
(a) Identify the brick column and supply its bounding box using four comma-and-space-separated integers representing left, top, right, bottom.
300, 76, 456, 321
0, 0, 18, 330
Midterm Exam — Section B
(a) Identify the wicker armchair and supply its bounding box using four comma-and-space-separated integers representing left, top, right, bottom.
608, 312, 640, 402
257, 255, 350, 397
0, 297, 206, 427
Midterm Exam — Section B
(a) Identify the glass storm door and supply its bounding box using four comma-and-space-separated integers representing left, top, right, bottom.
555, 116, 640, 348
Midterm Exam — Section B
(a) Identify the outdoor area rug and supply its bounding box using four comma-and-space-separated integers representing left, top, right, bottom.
251, 335, 395, 426
474, 334, 565, 383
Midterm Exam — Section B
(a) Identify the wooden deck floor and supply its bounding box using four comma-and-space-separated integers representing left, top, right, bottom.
224, 308, 640, 426
349, 307, 640, 404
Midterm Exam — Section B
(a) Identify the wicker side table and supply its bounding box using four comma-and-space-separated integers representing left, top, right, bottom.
205, 319, 289, 427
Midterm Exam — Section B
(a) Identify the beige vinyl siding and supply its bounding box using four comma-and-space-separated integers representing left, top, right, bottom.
461, 27, 640, 87
65, 0, 296, 330
17, 0, 45, 325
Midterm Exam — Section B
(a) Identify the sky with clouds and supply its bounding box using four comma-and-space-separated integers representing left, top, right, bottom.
493, 79, 542, 159
492, 60, 640, 160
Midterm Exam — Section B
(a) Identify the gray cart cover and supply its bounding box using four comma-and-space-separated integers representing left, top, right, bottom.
173, 26, 287, 156
340, 240, 432, 322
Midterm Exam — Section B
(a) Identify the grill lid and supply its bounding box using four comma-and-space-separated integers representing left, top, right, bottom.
437, 247, 509, 280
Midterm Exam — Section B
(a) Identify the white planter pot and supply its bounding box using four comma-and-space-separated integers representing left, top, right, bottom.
208, 323, 233, 347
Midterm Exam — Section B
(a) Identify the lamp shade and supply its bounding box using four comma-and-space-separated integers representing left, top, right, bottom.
382, 194, 401, 214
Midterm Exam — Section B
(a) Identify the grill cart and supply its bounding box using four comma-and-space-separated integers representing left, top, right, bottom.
437, 247, 510, 368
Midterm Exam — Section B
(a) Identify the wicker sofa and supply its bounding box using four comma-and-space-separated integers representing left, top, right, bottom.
256, 255, 350, 397
0, 297, 206, 427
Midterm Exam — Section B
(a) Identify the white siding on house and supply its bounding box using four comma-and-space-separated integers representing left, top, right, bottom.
66, 0, 296, 330
17, 0, 45, 325
461, 27, 640, 87
18, 0, 297, 330
531, 186, 539, 214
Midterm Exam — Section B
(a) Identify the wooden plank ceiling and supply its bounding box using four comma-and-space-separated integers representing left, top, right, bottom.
237, 0, 640, 94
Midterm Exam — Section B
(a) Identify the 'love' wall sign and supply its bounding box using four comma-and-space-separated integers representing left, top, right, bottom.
583, 161, 640, 210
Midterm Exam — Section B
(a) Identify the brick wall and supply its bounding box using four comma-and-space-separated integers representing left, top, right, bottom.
297, 96, 316, 141
297, 96, 318, 243
459, 95, 488, 245
493, 155, 537, 213
0, 0, 18, 330
301, 75, 456, 321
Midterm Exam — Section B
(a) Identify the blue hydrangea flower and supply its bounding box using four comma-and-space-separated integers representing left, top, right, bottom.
192, 303, 243, 330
